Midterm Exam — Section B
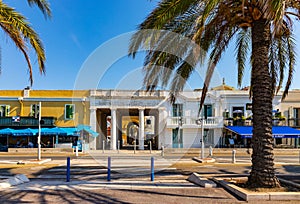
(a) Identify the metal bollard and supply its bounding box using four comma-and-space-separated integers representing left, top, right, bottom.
102, 140, 105, 153
161, 146, 164, 157
66, 157, 71, 182
209, 146, 213, 157
232, 150, 236, 164
107, 157, 111, 181
134, 140, 136, 154
149, 141, 152, 154
75, 146, 78, 157
151, 157, 154, 181
117, 140, 120, 154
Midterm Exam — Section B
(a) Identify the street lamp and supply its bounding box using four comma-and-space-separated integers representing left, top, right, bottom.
38, 101, 42, 161
196, 118, 204, 159
177, 116, 183, 148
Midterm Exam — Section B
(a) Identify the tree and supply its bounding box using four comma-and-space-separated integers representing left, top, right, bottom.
129, 0, 300, 188
0, 0, 51, 85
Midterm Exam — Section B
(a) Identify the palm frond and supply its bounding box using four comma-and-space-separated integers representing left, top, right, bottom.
282, 34, 296, 99
0, 2, 46, 83
27, 0, 51, 18
235, 28, 251, 87
140, 0, 199, 30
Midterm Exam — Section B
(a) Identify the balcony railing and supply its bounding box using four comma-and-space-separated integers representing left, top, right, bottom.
0, 117, 56, 127
224, 118, 287, 126
166, 116, 223, 128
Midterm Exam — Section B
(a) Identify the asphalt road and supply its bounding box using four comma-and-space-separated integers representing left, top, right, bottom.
1, 152, 300, 203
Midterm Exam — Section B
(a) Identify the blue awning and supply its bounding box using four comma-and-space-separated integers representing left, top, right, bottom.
13, 128, 38, 136
41, 127, 68, 136
225, 126, 300, 138
76, 125, 98, 137
0, 126, 98, 138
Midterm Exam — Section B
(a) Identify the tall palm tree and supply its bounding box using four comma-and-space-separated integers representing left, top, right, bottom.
0, 0, 51, 85
129, 0, 300, 188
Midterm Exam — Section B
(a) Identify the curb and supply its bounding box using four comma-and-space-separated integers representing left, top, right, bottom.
187, 173, 216, 188
0, 174, 30, 189
213, 177, 300, 201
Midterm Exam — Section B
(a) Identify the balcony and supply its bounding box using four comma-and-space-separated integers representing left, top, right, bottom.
166, 116, 223, 128
0, 117, 56, 127
224, 118, 287, 126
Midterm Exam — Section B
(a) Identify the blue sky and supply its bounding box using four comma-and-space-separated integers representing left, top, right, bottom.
0, 0, 299, 91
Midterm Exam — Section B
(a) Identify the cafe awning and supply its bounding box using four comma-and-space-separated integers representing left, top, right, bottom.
225, 126, 300, 138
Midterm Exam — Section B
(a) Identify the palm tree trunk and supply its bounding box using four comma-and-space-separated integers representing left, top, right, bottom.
247, 18, 280, 188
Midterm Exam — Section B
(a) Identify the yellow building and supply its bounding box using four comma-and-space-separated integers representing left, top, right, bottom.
0, 88, 96, 150
0, 88, 90, 127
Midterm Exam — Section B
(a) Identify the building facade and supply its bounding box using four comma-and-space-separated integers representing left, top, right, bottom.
0, 89, 92, 149
1, 86, 299, 151
88, 85, 285, 150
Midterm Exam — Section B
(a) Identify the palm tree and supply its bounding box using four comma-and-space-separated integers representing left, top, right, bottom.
0, 0, 51, 85
129, 0, 300, 188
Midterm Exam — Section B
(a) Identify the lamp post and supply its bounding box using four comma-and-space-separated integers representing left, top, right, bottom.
38, 101, 41, 161
178, 116, 183, 148
196, 118, 205, 159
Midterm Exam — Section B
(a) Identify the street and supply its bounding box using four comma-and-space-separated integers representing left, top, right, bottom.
0, 150, 300, 203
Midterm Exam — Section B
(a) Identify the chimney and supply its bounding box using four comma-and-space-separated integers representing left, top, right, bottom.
23, 86, 30, 98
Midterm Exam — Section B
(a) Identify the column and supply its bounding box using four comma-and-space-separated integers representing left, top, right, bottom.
111, 108, 117, 150
139, 108, 145, 150
89, 108, 97, 150
158, 107, 167, 149
90, 108, 97, 132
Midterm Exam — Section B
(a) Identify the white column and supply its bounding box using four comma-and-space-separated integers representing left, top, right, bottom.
90, 108, 97, 131
139, 108, 145, 150
89, 108, 97, 150
111, 108, 117, 150
158, 108, 167, 149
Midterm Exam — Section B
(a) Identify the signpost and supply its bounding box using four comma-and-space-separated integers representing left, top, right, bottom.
196, 118, 205, 159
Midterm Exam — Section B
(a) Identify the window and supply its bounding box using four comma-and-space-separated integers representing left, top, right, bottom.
172, 104, 183, 117
172, 128, 183, 148
204, 104, 213, 119
65, 104, 75, 120
0, 105, 10, 117
294, 108, 300, 126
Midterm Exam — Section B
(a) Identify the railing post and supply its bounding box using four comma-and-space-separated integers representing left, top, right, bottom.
117, 140, 120, 154
232, 150, 236, 164
75, 146, 78, 157
151, 157, 154, 181
149, 141, 152, 154
209, 146, 213, 157
102, 140, 105, 153
107, 157, 111, 181
134, 140, 136, 154
66, 157, 70, 182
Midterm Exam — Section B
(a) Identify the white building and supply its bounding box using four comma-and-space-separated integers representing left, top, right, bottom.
88, 83, 290, 150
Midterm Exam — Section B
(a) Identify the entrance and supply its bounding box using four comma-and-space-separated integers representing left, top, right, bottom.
96, 108, 159, 150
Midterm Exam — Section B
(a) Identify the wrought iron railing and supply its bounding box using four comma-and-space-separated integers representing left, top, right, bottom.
167, 116, 223, 127
0, 117, 56, 127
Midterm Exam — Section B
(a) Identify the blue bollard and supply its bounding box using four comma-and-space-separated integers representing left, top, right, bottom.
107, 157, 111, 181
151, 157, 154, 181
66, 157, 70, 182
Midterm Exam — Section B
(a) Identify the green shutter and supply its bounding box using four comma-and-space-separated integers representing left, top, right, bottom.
66, 104, 74, 119
5, 105, 10, 116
